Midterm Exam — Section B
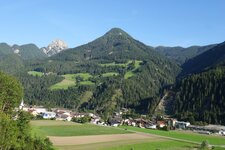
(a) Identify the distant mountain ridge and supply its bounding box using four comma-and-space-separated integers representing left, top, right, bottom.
155, 44, 216, 65
181, 41, 225, 76
0, 43, 47, 60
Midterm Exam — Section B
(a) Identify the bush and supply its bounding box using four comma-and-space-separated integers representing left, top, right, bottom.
200, 140, 209, 150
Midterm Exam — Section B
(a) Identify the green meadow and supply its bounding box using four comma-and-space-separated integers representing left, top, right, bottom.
49, 73, 94, 90
124, 60, 142, 79
99, 60, 143, 79
101, 140, 197, 150
120, 126, 225, 145
31, 120, 130, 137
30, 120, 225, 150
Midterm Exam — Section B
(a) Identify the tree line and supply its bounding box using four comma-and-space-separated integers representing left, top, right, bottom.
0, 71, 54, 150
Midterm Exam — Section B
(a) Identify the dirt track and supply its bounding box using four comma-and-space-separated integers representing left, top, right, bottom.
49, 133, 156, 146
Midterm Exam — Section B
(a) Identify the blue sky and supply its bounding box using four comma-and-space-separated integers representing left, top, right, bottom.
0, 0, 225, 48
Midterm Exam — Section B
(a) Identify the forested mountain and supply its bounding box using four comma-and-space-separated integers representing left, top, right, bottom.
0, 43, 47, 74
181, 41, 225, 76
0, 43, 47, 60
12, 44, 47, 60
170, 41, 225, 125
52, 28, 165, 62
172, 66, 225, 125
155, 44, 216, 65
15, 28, 180, 117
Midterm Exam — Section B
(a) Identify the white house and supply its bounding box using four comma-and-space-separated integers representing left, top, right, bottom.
219, 130, 225, 135
175, 121, 190, 129
145, 124, 157, 129
43, 112, 56, 119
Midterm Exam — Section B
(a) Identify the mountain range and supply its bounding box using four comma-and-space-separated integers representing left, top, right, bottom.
0, 39, 68, 60
0, 28, 225, 125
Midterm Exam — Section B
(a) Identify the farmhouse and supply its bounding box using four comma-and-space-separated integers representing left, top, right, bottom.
157, 121, 166, 128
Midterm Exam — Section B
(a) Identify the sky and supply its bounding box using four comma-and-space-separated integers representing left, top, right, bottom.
0, 0, 225, 48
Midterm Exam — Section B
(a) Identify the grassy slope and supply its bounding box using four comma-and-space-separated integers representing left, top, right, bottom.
124, 60, 142, 79
120, 126, 225, 145
100, 60, 143, 79
28, 71, 44, 77
31, 120, 130, 137
50, 73, 93, 90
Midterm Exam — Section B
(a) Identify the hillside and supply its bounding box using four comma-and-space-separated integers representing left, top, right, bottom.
155, 44, 216, 65
181, 41, 225, 76
0, 43, 14, 58
0, 54, 24, 74
172, 66, 225, 125
170, 41, 225, 125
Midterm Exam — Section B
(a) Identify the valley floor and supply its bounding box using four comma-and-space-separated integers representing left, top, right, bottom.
31, 120, 225, 150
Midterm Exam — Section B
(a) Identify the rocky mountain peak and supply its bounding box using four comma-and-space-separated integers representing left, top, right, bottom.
42, 39, 68, 56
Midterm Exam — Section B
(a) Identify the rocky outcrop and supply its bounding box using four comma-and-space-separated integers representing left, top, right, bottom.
42, 39, 68, 56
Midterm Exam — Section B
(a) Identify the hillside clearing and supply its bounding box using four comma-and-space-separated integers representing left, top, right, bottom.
102, 72, 119, 77
28, 71, 44, 77
49, 73, 93, 90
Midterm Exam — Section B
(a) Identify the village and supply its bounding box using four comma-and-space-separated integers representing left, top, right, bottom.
18, 100, 225, 137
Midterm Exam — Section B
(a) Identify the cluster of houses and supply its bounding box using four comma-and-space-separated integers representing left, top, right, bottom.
18, 100, 225, 136
18, 99, 100, 122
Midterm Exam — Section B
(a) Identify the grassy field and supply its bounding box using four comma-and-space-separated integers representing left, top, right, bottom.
31, 120, 130, 137
30, 120, 225, 150
28, 71, 44, 77
101, 140, 197, 150
50, 73, 93, 90
56, 139, 206, 150
56, 139, 163, 150
30, 120, 78, 126
120, 126, 225, 146
102, 72, 119, 77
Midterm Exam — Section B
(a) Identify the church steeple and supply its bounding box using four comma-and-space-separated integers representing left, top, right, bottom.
19, 98, 24, 110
